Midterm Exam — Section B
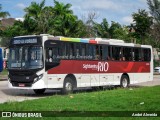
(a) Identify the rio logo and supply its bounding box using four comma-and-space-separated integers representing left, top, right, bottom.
98, 62, 109, 72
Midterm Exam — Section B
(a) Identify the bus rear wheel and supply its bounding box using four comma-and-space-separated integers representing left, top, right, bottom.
34, 89, 46, 94
120, 75, 129, 88
61, 77, 74, 95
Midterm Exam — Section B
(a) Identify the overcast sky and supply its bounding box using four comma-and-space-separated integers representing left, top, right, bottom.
1, 0, 149, 25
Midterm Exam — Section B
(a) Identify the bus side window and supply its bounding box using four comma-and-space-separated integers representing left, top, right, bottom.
87, 44, 94, 60
144, 48, 151, 61
134, 48, 141, 61
92, 45, 96, 60
115, 47, 121, 61
107, 46, 111, 60
65, 43, 70, 59
100, 45, 103, 60
81, 43, 86, 59
75, 43, 80, 59
68, 43, 75, 59
111, 46, 115, 61
119, 47, 125, 61
61, 42, 67, 59
141, 49, 144, 61
95, 45, 100, 60
123, 47, 132, 61
102, 45, 107, 60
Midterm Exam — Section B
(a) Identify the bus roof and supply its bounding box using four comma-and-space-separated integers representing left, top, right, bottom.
47, 36, 142, 47
47, 36, 125, 44
13, 34, 152, 48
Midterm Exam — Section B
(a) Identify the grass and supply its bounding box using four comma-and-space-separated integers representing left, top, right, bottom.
0, 69, 8, 75
0, 86, 159, 119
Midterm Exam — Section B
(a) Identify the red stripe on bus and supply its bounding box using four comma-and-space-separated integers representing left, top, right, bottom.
47, 60, 150, 74
89, 40, 97, 44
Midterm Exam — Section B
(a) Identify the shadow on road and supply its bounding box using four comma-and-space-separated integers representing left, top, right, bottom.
1, 85, 143, 98
1, 89, 61, 97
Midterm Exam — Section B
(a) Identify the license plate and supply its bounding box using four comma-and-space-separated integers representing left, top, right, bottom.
19, 83, 25, 87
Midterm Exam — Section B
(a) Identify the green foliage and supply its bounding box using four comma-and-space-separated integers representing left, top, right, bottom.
0, 0, 89, 47
0, 4, 10, 18
0, 69, 8, 75
52, 0, 82, 37
109, 21, 121, 38
147, 0, 160, 48
0, 0, 160, 48
24, 0, 48, 34
132, 9, 153, 44
0, 21, 28, 47
154, 59, 160, 67
94, 18, 110, 38
147, 0, 160, 23
94, 19, 132, 42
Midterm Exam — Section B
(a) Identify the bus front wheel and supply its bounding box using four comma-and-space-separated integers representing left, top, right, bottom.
61, 77, 74, 94
120, 75, 129, 88
34, 89, 46, 94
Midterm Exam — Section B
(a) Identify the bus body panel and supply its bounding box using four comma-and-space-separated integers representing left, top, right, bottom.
8, 72, 152, 89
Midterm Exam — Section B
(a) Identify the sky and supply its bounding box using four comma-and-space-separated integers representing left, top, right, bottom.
1, 0, 149, 25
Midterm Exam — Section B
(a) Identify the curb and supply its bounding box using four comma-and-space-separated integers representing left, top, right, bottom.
0, 75, 7, 81
0, 78, 7, 81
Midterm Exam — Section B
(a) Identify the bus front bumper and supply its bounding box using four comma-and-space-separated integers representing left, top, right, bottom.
8, 79, 46, 89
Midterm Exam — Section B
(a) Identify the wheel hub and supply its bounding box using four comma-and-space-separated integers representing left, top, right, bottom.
122, 78, 128, 88
65, 82, 72, 91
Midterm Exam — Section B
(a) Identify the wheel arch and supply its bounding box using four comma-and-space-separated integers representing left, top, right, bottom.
64, 74, 77, 88
121, 73, 130, 84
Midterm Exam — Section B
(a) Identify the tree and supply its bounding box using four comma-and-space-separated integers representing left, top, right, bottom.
0, 4, 10, 18
23, 0, 84, 37
132, 9, 153, 44
52, 0, 81, 37
81, 10, 99, 37
0, 4, 10, 32
0, 4, 10, 47
24, 0, 47, 34
0, 21, 28, 47
109, 21, 122, 38
94, 18, 109, 38
94, 20, 130, 41
147, 0, 160, 23
147, 0, 160, 48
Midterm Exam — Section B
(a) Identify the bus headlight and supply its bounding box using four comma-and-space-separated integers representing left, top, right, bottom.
34, 74, 43, 83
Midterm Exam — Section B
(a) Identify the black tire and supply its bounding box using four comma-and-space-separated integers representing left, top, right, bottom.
120, 75, 129, 88
61, 77, 74, 95
92, 86, 105, 91
92, 87, 100, 91
34, 89, 45, 94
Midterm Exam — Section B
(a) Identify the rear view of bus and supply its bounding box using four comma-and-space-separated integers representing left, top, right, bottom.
0, 48, 3, 72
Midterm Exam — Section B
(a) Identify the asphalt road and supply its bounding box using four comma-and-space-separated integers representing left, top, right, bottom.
0, 75, 160, 104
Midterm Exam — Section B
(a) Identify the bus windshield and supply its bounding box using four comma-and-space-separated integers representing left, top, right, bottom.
8, 46, 43, 69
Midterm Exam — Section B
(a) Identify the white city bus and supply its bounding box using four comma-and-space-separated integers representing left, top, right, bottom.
8, 34, 153, 94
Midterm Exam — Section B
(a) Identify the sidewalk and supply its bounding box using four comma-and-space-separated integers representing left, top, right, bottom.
0, 75, 7, 81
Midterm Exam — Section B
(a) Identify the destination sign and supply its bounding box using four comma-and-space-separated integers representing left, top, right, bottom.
13, 38, 38, 45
